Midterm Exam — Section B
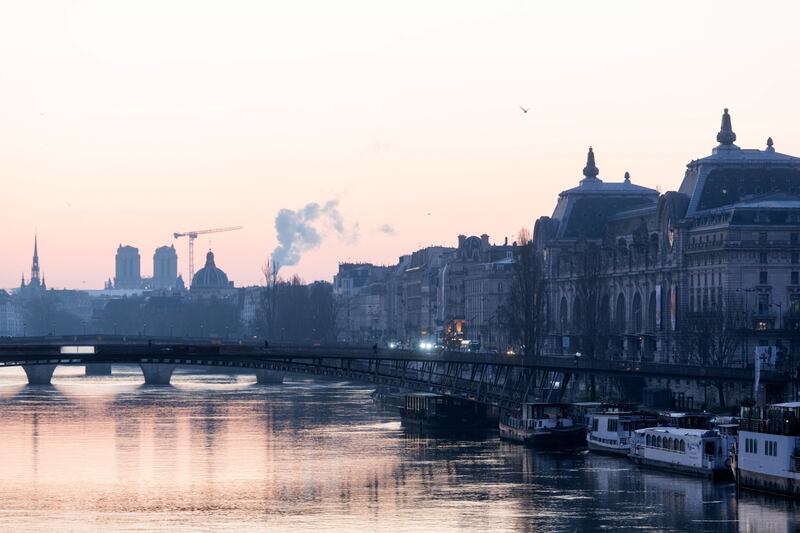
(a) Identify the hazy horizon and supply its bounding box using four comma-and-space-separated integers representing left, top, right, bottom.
4, 1, 800, 289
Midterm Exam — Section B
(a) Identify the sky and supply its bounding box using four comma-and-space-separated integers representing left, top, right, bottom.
3, 1, 800, 289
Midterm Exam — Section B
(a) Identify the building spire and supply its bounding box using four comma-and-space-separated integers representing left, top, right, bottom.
581, 146, 600, 182
766, 137, 775, 152
31, 234, 40, 283
624, 171, 631, 184
716, 108, 737, 145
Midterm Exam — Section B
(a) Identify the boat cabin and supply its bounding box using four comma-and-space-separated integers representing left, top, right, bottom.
658, 412, 715, 430
404, 393, 463, 415
517, 403, 577, 430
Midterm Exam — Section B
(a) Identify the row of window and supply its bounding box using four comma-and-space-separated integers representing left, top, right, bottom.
590, 418, 620, 432
757, 232, 799, 244
644, 434, 686, 453
690, 232, 800, 245
744, 437, 778, 456
759, 252, 800, 265
757, 271, 800, 285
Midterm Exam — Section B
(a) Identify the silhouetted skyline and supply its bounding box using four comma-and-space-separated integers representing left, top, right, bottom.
3, 2, 800, 288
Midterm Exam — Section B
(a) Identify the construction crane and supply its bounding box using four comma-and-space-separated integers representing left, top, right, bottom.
173, 226, 243, 281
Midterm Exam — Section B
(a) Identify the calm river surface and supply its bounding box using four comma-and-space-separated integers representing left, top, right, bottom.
0, 366, 798, 532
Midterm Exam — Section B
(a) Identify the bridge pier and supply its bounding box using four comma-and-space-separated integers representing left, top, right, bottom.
23, 364, 57, 385
85, 364, 112, 376
255, 369, 283, 385
140, 364, 175, 385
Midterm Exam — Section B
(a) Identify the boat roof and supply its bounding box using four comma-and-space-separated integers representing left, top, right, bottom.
771, 402, 800, 408
636, 427, 715, 437
522, 402, 571, 407
406, 392, 445, 398
660, 411, 713, 418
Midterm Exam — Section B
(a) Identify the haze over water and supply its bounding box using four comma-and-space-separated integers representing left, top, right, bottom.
0, 367, 797, 532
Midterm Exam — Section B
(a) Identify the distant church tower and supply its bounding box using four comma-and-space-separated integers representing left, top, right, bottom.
20, 234, 46, 294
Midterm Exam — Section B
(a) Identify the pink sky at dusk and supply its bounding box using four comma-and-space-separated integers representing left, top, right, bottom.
2, 1, 800, 289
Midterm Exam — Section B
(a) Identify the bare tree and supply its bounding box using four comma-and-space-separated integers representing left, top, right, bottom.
573, 240, 606, 360
501, 228, 546, 357
678, 292, 746, 408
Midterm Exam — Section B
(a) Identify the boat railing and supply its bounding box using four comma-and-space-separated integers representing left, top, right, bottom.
739, 416, 800, 436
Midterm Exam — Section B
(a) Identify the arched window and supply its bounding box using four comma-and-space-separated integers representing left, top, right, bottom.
559, 297, 569, 332
680, 440, 685, 452
648, 291, 657, 333
673, 439, 680, 451
573, 296, 583, 328
646, 435, 651, 446
599, 294, 610, 330
615, 293, 626, 333
656, 436, 662, 448
632, 292, 643, 332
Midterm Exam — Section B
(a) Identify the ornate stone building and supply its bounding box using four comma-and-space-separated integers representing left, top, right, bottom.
534, 110, 800, 403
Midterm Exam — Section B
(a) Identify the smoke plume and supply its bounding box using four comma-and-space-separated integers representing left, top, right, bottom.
271, 200, 358, 272
378, 223, 396, 236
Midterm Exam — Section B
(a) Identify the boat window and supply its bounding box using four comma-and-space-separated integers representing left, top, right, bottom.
607, 419, 618, 432
656, 436, 662, 448
704, 441, 715, 456
592, 419, 599, 432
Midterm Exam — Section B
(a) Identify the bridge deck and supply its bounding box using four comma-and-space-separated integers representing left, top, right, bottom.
0, 337, 782, 384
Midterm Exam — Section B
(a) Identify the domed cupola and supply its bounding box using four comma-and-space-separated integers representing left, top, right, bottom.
191, 250, 232, 290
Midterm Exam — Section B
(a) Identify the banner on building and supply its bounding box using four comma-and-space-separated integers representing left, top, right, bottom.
669, 286, 677, 331
655, 285, 662, 330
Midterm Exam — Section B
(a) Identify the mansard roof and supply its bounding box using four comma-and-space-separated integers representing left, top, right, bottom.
548, 148, 659, 240
732, 191, 800, 210
678, 110, 800, 217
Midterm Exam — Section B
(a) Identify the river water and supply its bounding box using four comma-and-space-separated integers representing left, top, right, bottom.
0, 366, 798, 532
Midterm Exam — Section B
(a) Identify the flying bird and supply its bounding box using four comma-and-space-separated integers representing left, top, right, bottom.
519, 106, 530, 114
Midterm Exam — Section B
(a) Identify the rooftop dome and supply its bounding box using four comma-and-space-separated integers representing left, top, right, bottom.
191, 250, 231, 290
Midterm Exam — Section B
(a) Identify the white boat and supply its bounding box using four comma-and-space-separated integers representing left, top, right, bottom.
586, 407, 659, 456
499, 403, 586, 448
629, 424, 736, 480
733, 402, 800, 497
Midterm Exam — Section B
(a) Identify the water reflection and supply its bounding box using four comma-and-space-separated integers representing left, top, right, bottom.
0, 367, 798, 531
